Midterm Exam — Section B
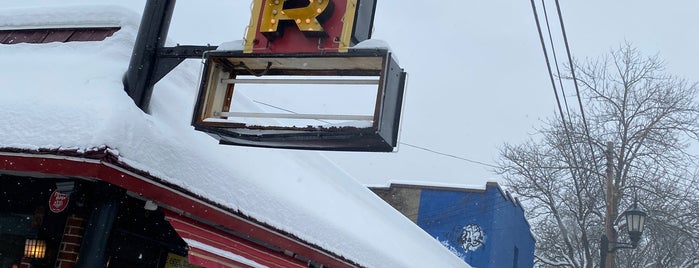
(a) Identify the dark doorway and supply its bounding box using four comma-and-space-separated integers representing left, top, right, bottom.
0, 175, 71, 268
106, 196, 187, 268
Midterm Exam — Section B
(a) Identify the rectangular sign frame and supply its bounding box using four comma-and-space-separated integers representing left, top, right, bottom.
191, 48, 406, 152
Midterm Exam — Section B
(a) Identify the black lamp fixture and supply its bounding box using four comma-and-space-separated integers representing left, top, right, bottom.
600, 201, 648, 268
624, 202, 647, 246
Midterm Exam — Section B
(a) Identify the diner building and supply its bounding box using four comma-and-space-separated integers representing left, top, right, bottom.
0, 4, 468, 268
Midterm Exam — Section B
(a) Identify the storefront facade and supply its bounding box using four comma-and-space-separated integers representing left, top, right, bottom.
0, 151, 348, 268
0, 171, 189, 268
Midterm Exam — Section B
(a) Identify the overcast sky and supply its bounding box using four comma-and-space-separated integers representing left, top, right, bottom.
7, 0, 699, 187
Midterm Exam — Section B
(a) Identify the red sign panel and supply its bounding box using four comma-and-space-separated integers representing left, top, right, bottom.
243, 0, 374, 53
49, 190, 69, 213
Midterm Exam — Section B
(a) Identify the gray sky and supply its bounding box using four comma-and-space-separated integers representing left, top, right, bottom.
171, 1, 699, 186
9, 0, 699, 186
161, 0, 553, 186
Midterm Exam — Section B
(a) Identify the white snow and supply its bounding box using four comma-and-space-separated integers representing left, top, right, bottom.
0, 5, 469, 268
367, 179, 490, 191
0, 5, 135, 30
183, 239, 268, 268
352, 39, 392, 50
216, 39, 244, 51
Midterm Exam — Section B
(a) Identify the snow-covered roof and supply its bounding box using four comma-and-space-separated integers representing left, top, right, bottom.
367, 179, 493, 191
368, 180, 524, 209
0, 5, 469, 268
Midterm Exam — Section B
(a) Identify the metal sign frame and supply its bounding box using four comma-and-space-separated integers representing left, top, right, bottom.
192, 48, 406, 151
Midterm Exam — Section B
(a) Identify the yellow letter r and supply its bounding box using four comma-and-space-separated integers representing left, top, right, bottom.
260, 0, 335, 38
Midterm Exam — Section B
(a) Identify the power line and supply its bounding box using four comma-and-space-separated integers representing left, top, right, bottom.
550, 0, 606, 200
252, 100, 297, 115
541, 0, 574, 120
553, 0, 600, 171
251, 99, 498, 169
529, 0, 571, 133
529, 0, 582, 184
400, 142, 498, 169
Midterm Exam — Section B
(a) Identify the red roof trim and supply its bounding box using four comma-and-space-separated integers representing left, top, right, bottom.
0, 151, 357, 268
165, 211, 306, 268
188, 249, 247, 268
0, 27, 120, 44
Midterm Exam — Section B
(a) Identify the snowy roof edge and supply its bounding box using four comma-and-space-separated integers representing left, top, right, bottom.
0, 4, 137, 30
366, 179, 491, 191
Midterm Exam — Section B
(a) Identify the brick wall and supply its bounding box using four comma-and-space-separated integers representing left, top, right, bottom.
55, 215, 85, 268
370, 186, 422, 223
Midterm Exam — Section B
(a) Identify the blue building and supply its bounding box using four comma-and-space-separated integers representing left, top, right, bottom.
371, 182, 535, 267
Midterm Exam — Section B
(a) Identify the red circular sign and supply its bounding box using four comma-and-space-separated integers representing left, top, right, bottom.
49, 190, 69, 213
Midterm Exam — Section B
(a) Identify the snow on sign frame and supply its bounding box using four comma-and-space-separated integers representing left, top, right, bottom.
192, 0, 407, 152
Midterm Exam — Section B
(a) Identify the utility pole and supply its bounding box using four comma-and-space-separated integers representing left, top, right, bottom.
602, 141, 616, 268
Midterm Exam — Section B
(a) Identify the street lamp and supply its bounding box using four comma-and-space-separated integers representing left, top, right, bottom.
600, 202, 647, 268
624, 202, 646, 246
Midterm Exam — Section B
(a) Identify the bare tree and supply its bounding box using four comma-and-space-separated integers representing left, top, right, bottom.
498, 44, 699, 267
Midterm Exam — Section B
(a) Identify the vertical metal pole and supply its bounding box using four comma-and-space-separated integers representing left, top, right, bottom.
75, 186, 122, 268
604, 142, 615, 268
123, 0, 176, 112
600, 234, 608, 268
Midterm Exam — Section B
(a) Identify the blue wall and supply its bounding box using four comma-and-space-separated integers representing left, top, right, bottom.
416, 185, 534, 268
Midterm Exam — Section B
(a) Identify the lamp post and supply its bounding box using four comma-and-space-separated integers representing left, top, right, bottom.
600, 202, 647, 268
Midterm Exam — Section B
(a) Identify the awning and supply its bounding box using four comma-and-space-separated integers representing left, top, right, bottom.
164, 210, 306, 268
